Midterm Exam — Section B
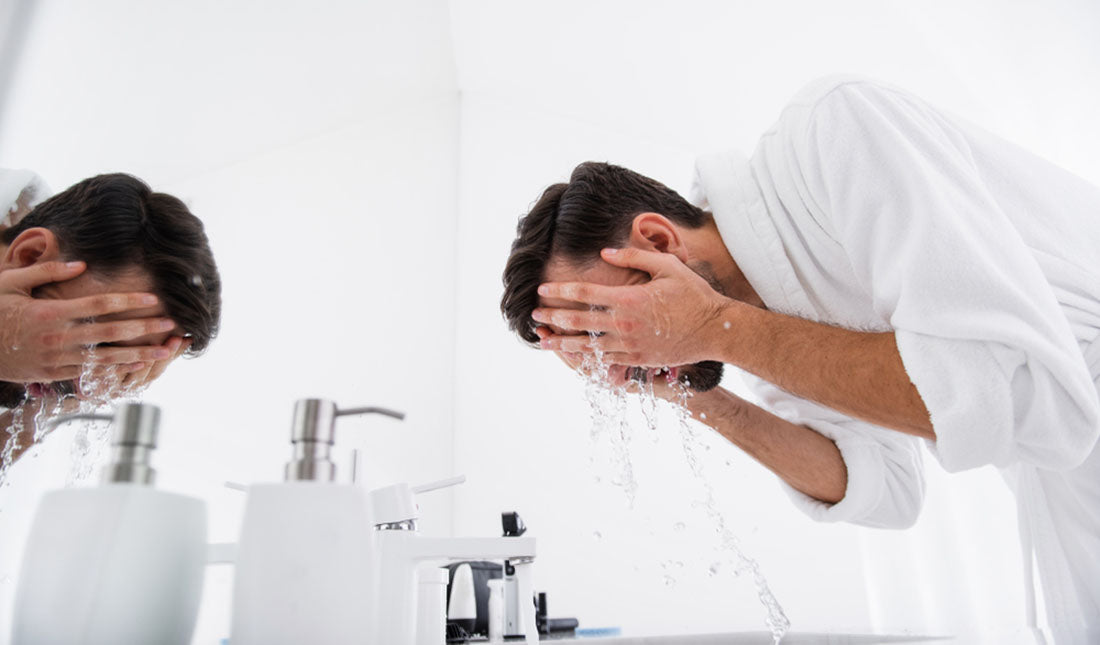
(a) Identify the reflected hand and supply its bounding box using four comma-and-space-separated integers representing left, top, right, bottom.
119, 336, 190, 393
0, 261, 176, 383
532, 248, 732, 367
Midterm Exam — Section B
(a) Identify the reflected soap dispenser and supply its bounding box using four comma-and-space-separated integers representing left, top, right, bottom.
230, 398, 404, 645
12, 403, 206, 645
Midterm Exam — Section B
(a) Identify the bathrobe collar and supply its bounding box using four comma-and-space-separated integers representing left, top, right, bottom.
691, 150, 814, 318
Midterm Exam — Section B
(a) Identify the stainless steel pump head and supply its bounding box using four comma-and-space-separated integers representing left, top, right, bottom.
285, 398, 404, 482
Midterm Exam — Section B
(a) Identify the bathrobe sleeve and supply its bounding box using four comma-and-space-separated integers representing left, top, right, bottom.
747, 374, 925, 529
785, 81, 1100, 472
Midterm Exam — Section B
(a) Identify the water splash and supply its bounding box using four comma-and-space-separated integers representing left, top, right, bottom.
66, 346, 141, 486
668, 379, 790, 644
574, 326, 789, 642
579, 329, 638, 507
637, 377, 660, 440
580, 354, 787, 638
0, 345, 146, 489
0, 405, 27, 489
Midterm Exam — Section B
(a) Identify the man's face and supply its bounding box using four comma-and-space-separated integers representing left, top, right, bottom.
539, 254, 723, 391
28, 266, 180, 397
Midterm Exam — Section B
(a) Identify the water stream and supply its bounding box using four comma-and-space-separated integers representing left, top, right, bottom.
579, 330, 790, 644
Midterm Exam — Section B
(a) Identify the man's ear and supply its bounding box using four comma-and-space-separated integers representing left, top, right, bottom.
0, 228, 63, 271
628, 212, 689, 263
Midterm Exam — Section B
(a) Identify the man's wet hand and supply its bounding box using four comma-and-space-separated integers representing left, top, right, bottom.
0, 261, 175, 383
532, 248, 734, 367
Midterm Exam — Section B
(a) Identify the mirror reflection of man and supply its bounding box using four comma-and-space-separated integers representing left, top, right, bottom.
0, 170, 222, 466
501, 77, 1100, 642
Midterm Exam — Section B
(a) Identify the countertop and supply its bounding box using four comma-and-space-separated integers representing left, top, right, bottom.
545, 633, 948, 644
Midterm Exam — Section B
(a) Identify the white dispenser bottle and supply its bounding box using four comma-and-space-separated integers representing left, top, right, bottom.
487, 578, 505, 643
229, 398, 404, 645
12, 403, 206, 645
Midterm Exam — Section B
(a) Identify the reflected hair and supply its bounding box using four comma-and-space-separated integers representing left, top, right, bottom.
2, 173, 222, 354
0, 174, 222, 406
501, 161, 707, 345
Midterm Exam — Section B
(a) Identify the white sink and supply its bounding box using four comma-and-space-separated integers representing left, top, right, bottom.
551, 633, 949, 644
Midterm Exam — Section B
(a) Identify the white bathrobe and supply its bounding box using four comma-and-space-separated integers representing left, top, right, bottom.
692, 77, 1100, 641
0, 168, 50, 227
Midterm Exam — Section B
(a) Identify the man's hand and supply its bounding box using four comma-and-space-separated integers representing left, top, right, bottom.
533, 247, 733, 367
0, 261, 176, 383
119, 336, 190, 393
534, 325, 684, 400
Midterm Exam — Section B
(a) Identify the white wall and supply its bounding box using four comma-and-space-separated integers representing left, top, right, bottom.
0, 1, 459, 642
449, 0, 1100, 639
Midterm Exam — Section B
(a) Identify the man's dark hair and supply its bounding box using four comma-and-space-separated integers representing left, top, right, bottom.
501, 161, 707, 345
2, 172, 222, 353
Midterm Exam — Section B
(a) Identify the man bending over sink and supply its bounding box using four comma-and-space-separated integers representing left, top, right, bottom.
501, 78, 1100, 643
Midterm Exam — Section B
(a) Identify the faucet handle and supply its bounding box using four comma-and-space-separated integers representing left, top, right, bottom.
411, 475, 466, 494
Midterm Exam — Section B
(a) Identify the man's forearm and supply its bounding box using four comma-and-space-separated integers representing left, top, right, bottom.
715, 302, 934, 440
687, 386, 848, 503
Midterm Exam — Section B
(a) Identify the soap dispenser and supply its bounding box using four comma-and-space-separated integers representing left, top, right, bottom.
230, 398, 404, 645
12, 403, 206, 645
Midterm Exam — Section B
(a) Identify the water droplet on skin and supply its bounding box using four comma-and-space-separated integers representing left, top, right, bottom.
699, 412, 707, 420
723, 321, 731, 330
655, 329, 661, 336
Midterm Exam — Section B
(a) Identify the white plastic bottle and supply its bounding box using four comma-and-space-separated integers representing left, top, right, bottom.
416, 566, 450, 645
229, 398, 404, 645
12, 404, 206, 645
487, 578, 505, 643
